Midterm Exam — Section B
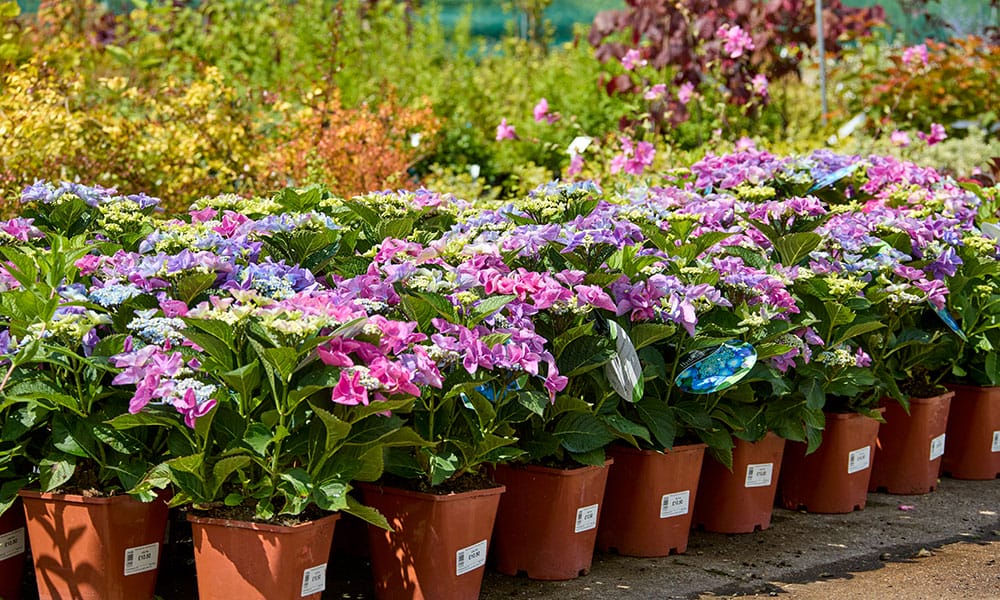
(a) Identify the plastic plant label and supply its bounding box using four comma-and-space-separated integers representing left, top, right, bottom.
992, 431, 1000, 453
455, 540, 487, 576
744, 463, 774, 488
674, 340, 757, 395
605, 320, 644, 403
847, 446, 871, 474
0, 527, 25, 562
123, 542, 159, 576
574, 504, 599, 533
930, 434, 946, 461
981, 221, 1000, 240
807, 162, 862, 193
299, 564, 326, 596
660, 491, 691, 519
933, 306, 967, 341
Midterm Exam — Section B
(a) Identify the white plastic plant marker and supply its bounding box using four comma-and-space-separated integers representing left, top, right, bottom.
123, 542, 159, 576
744, 463, 773, 488
0, 527, 25, 561
930, 434, 946, 461
981, 221, 1000, 240
574, 504, 599, 533
605, 320, 643, 403
847, 446, 871, 474
660, 491, 690, 519
300, 564, 326, 596
992, 431, 1000, 453
455, 540, 487, 576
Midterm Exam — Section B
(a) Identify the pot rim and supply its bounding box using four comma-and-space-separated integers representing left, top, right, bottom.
496, 458, 614, 476
608, 442, 707, 457
17, 489, 150, 505
186, 510, 340, 533
356, 481, 505, 503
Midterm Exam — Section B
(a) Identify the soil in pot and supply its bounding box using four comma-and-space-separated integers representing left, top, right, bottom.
942, 384, 1000, 480
19, 490, 170, 600
360, 480, 504, 600
597, 444, 705, 557
869, 392, 953, 494
693, 432, 786, 534
490, 460, 612, 580
780, 411, 882, 513
187, 510, 339, 600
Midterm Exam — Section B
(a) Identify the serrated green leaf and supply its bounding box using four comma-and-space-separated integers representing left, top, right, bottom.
553, 412, 615, 454
772, 232, 822, 266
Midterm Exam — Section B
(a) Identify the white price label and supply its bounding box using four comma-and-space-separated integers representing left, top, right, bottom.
123, 542, 159, 576
847, 446, 871, 474
0, 527, 25, 562
574, 503, 599, 533
744, 463, 774, 488
300, 564, 326, 596
930, 433, 946, 460
992, 431, 1000, 453
660, 491, 690, 519
455, 540, 487, 576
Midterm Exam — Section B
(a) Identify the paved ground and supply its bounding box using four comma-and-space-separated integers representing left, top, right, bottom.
12, 476, 1000, 599
471, 477, 1000, 600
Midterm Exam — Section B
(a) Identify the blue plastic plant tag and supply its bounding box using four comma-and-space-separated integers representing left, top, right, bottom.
674, 340, 757, 394
807, 162, 862, 193
604, 321, 643, 403
472, 379, 522, 403
933, 306, 967, 341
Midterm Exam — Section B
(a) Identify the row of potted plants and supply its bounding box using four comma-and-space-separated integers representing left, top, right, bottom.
0, 148, 998, 599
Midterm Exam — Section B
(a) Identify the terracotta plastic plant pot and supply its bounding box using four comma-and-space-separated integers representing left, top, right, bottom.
0, 498, 27, 600
19, 490, 170, 600
360, 482, 504, 600
942, 384, 1000, 480
187, 511, 338, 600
597, 444, 705, 557
780, 411, 882, 513
693, 432, 786, 534
491, 460, 612, 580
869, 392, 953, 494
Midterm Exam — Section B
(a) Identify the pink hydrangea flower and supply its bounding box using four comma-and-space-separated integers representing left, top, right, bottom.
717, 24, 754, 59
751, 73, 768, 98
532, 98, 559, 124
643, 83, 666, 100
566, 154, 584, 177
621, 48, 647, 71
902, 44, 928, 67
917, 123, 947, 146
890, 130, 911, 147
495, 118, 517, 141
677, 82, 695, 105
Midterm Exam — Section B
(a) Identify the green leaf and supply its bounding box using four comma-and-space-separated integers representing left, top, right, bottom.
634, 398, 677, 449
425, 450, 459, 487
469, 294, 516, 327
377, 218, 415, 241
313, 406, 352, 455
834, 320, 886, 346
38, 458, 75, 492
209, 455, 252, 499
557, 335, 615, 377
173, 271, 218, 304
628, 323, 678, 350
516, 390, 549, 417
345, 494, 391, 531
52, 414, 95, 459
314, 479, 349, 512
242, 423, 274, 457
600, 413, 651, 443
553, 412, 615, 454
772, 232, 822, 266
